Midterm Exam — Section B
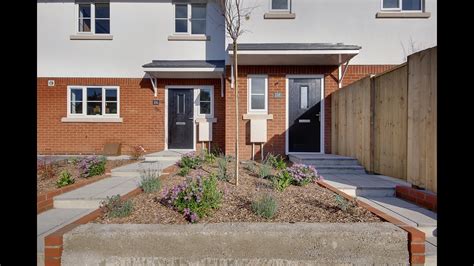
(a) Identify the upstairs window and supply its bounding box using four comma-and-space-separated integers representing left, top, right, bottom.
174, 3, 207, 35
381, 0, 423, 12
77, 2, 110, 34
271, 0, 290, 11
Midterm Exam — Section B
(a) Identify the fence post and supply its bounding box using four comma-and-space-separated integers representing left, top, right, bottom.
369, 75, 376, 174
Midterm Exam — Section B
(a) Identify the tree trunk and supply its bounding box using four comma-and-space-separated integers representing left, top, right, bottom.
233, 40, 239, 186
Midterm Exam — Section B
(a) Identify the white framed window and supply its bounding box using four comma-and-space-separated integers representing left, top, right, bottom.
247, 75, 268, 113
381, 0, 423, 12
67, 86, 120, 118
198, 87, 214, 117
270, 0, 290, 11
76, 2, 110, 34
174, 3, 207, 35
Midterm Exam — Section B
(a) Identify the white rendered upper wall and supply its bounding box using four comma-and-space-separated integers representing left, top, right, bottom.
37, 0, 226, 78
38, 0, 437, 78
228, 0, 437, 65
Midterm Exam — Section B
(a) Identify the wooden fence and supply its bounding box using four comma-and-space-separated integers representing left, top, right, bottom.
331, 47, 437, 193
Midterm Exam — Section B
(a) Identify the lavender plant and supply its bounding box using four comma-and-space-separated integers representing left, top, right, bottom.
161, 174, 222, 223
78, 156, 106, 178
179, 151, 203, 170
286, 164, 319, 186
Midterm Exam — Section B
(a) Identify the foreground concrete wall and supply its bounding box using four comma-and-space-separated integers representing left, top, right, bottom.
62, 223, 408, 265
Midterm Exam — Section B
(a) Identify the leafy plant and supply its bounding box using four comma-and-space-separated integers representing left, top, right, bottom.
179, 152, 203, 170
335, 195, 357, 213
216, 156, 231, 181
161, 174, 222, 223
56, 170, 75, 188
100, 194, 133, 218
68, 157, 81, 166
244, 161, 257, 175
264, 153, 287, 170
271, 170, 293, 192
252, 193, 278, 219
178, 166, 191, 177
37, 159, 57, 180
287, 164, 319, 186
130, 145, 146, 160
140, 168, 161, 193
258, 163, 272, 179
78, 156, 106, 178
200, 148, 216, 164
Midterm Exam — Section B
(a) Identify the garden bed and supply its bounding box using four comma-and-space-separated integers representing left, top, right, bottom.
93, 154, 382, 224
37, 157, 137, 196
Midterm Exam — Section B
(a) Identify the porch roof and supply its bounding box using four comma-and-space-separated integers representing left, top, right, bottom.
142, 60, 225, 79
227, 43, 361, 65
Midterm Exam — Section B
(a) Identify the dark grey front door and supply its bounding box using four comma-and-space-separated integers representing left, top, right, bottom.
288, 78, 322, 153
168, 89, 194, 149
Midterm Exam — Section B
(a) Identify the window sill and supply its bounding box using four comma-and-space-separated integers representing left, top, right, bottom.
195, 117, 217, 123
61, 117, 123, 123
70, 34, 114, 40
264, 12, 296, 19
167, 35, 210, 41
376, 12, 430, 18
242, 114, 273, 120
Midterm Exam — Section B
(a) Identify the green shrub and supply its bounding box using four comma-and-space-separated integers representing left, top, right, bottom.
162, 174, 222, 223
258, 163, 272, 179
287, 164, 319, 186
216, 156, 231, 181
252, 193, 278, 219
179, 152, 203, 169
140, 168, 161, 193
56, 170, 75, 188
200, 148, 216, 164
78, 156, 106, 177
100, 194, 133, 218
271, 170, 293, 192
264, 153, 287, 170
68, 157, 80, 166
178, 166, 191, 177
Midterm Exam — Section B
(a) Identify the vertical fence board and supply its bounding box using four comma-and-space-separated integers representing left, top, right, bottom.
407, 47, 437, 192
373, 66, 408, 180
330, 47, 436, 193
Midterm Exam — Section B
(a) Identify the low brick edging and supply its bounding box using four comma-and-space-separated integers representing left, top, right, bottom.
317, 180, 426, 265
37, 173, 112, 214
396, 185, 437, 212
43, 164, 177, 266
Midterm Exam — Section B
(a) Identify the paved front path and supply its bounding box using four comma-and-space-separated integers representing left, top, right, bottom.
321, 173, 437, 265
37, 153, 181, 265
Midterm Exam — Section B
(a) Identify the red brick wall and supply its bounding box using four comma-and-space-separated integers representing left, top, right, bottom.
224, 65, 395, 159
37, 77, 225, 155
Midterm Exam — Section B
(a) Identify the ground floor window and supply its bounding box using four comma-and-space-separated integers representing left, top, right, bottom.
67, 86, 120, 117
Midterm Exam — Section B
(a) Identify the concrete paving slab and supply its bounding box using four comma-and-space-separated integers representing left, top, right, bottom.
37, 208, 95, 252
364, 197, 437, 227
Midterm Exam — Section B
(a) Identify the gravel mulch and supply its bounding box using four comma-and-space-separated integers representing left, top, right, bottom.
37, 158, 138, 195
93, 160, 382, 224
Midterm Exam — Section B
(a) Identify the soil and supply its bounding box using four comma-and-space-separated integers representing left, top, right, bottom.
37, 158, 138, 195
93, 160, 382, 224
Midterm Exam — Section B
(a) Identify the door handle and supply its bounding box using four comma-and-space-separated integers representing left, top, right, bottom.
188, 117, 194, 120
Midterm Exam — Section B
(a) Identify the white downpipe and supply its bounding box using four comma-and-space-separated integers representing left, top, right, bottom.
230, 63, 234, 89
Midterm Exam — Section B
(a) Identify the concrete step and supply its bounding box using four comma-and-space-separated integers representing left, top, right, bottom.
340, 187, 395, 197
289, 154, 360, 165
425, 240, 437, 265
53, 176, 140, 209
317, 165, 367, 175
145, 156, 181, 162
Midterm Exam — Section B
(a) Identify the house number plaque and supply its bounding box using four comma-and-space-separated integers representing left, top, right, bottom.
152, 99, 160, 105
274, 92, 282, 98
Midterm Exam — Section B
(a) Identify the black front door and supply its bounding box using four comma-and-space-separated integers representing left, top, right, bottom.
288, 78, 322, 153
168, 89, 194, 149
